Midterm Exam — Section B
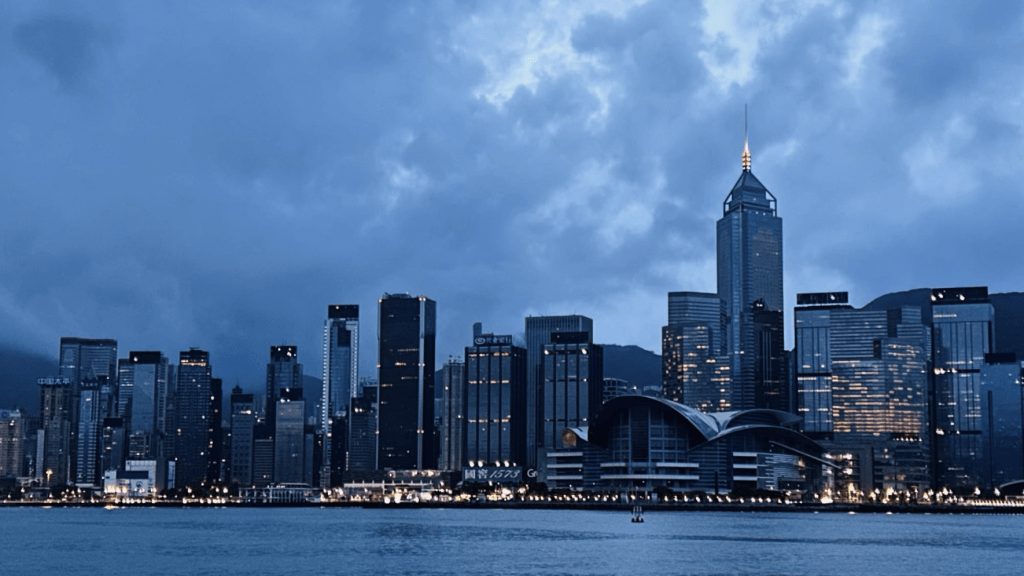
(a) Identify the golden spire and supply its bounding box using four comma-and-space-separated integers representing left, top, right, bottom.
742, 104, 751, 171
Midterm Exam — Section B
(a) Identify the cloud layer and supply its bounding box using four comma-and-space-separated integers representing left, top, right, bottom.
2, 0, 1023, 387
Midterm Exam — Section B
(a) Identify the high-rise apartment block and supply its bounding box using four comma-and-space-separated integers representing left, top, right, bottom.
377, 293, 436, 470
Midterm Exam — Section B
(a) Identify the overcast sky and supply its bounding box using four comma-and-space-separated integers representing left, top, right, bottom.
2, 1, 1023, 388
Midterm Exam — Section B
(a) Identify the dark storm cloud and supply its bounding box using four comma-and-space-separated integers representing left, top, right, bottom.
13, 13, 109, 90
2, 0, 1022, 389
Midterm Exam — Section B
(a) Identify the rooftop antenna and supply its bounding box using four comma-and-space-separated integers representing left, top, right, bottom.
742, 104, 751, 171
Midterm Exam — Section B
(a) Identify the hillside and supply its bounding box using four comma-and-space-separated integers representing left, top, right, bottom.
0, 345, 57, 415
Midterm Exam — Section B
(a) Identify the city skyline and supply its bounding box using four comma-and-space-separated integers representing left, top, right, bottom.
3, 1, 1024, 390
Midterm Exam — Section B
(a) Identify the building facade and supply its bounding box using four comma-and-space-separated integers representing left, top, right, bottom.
378, 293, 436, 470
0, 409, 25, 478
539, 332, 603, 486
716, 143, 784, 411
39, 377, 73, 486
173, 349, 212, 488
525, 315, 593, 468
229, 386, 255, 487
465, 333, 527, 468
321, 305, 359, 487
794, 292, 930, 493
932, 287, 994, 489
662, 291, 731, 412
439, 357, 466, 472
265, 346, 302, 431
120, 352, 170, 462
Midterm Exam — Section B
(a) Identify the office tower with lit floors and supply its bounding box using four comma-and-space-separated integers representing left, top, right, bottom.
439, 357, 466, 472
932, 287, 994, 489
378, 293, 436, 470
120, 352, 170, 461
38, 377, 73, 486
173, 349, 213, 487
464, 331, 527, 468
539, 332, 603, 489
794, 292, 930, 493
0, 409, 25, 478
322, 305, 359, 487
716, 138, 784, 411
662, 292, 731, 412
229, 386, 255, 487
265, 346, 303, 430
524, 315, 593, 468
58, 337, 117, 484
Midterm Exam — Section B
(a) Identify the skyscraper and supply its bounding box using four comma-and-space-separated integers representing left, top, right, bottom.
932, 287, 994, 489
321, 305, 359, 487
465, 332, 527, 468
58, 337, 117, 484
0, 409, 25, 478
59, 338, 118, 395
173, 349, 212, 488
524, 315, 593, 468
121, 352, 170, 461
347, 382, 378, 472
661, 292, 731, 411
265, 346, 302, 430
539, 332, 603, 452
75, 376, 115, 486
377, 293, 436, 470
716, 139, 783, 411
229, 386, 255, 487
274, 388, 306, 484
794, 292, 930, 492
39, 377, 73, 486
439, 357, 466, 472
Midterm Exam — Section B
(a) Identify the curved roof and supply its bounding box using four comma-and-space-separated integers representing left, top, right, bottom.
582, 395, 822, 456
716, 409, 802, 430
590, 395, 719, 442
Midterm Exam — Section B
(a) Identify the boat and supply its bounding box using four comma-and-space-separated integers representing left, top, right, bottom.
631, 505, 644, 523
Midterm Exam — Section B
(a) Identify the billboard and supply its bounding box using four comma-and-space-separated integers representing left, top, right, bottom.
461, 466, 522, 483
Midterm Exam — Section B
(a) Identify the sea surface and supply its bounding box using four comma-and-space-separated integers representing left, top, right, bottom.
2, 507, 1023, 575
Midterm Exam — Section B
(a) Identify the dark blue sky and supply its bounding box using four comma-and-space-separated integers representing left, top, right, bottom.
2, 1, 1022, 388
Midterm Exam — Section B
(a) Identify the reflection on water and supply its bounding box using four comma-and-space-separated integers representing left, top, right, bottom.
5, 508, 1024, 576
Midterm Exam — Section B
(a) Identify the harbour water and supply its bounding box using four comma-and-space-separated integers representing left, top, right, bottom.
3, 507, 1023, 575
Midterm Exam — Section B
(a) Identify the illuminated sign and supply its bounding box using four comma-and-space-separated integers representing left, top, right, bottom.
473, 335, 513, 346
462, 466, 522, 483
37, 378, 72, 385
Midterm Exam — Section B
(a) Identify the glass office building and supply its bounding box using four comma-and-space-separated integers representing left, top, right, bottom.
932, 287, 994, 489
794, 293, 930, 492
716, 144, 783, 411
464, 334, 527, 468
378, 293, 436, 470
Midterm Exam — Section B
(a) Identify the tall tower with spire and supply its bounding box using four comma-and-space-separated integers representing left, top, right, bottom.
715, 123, 785, 411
